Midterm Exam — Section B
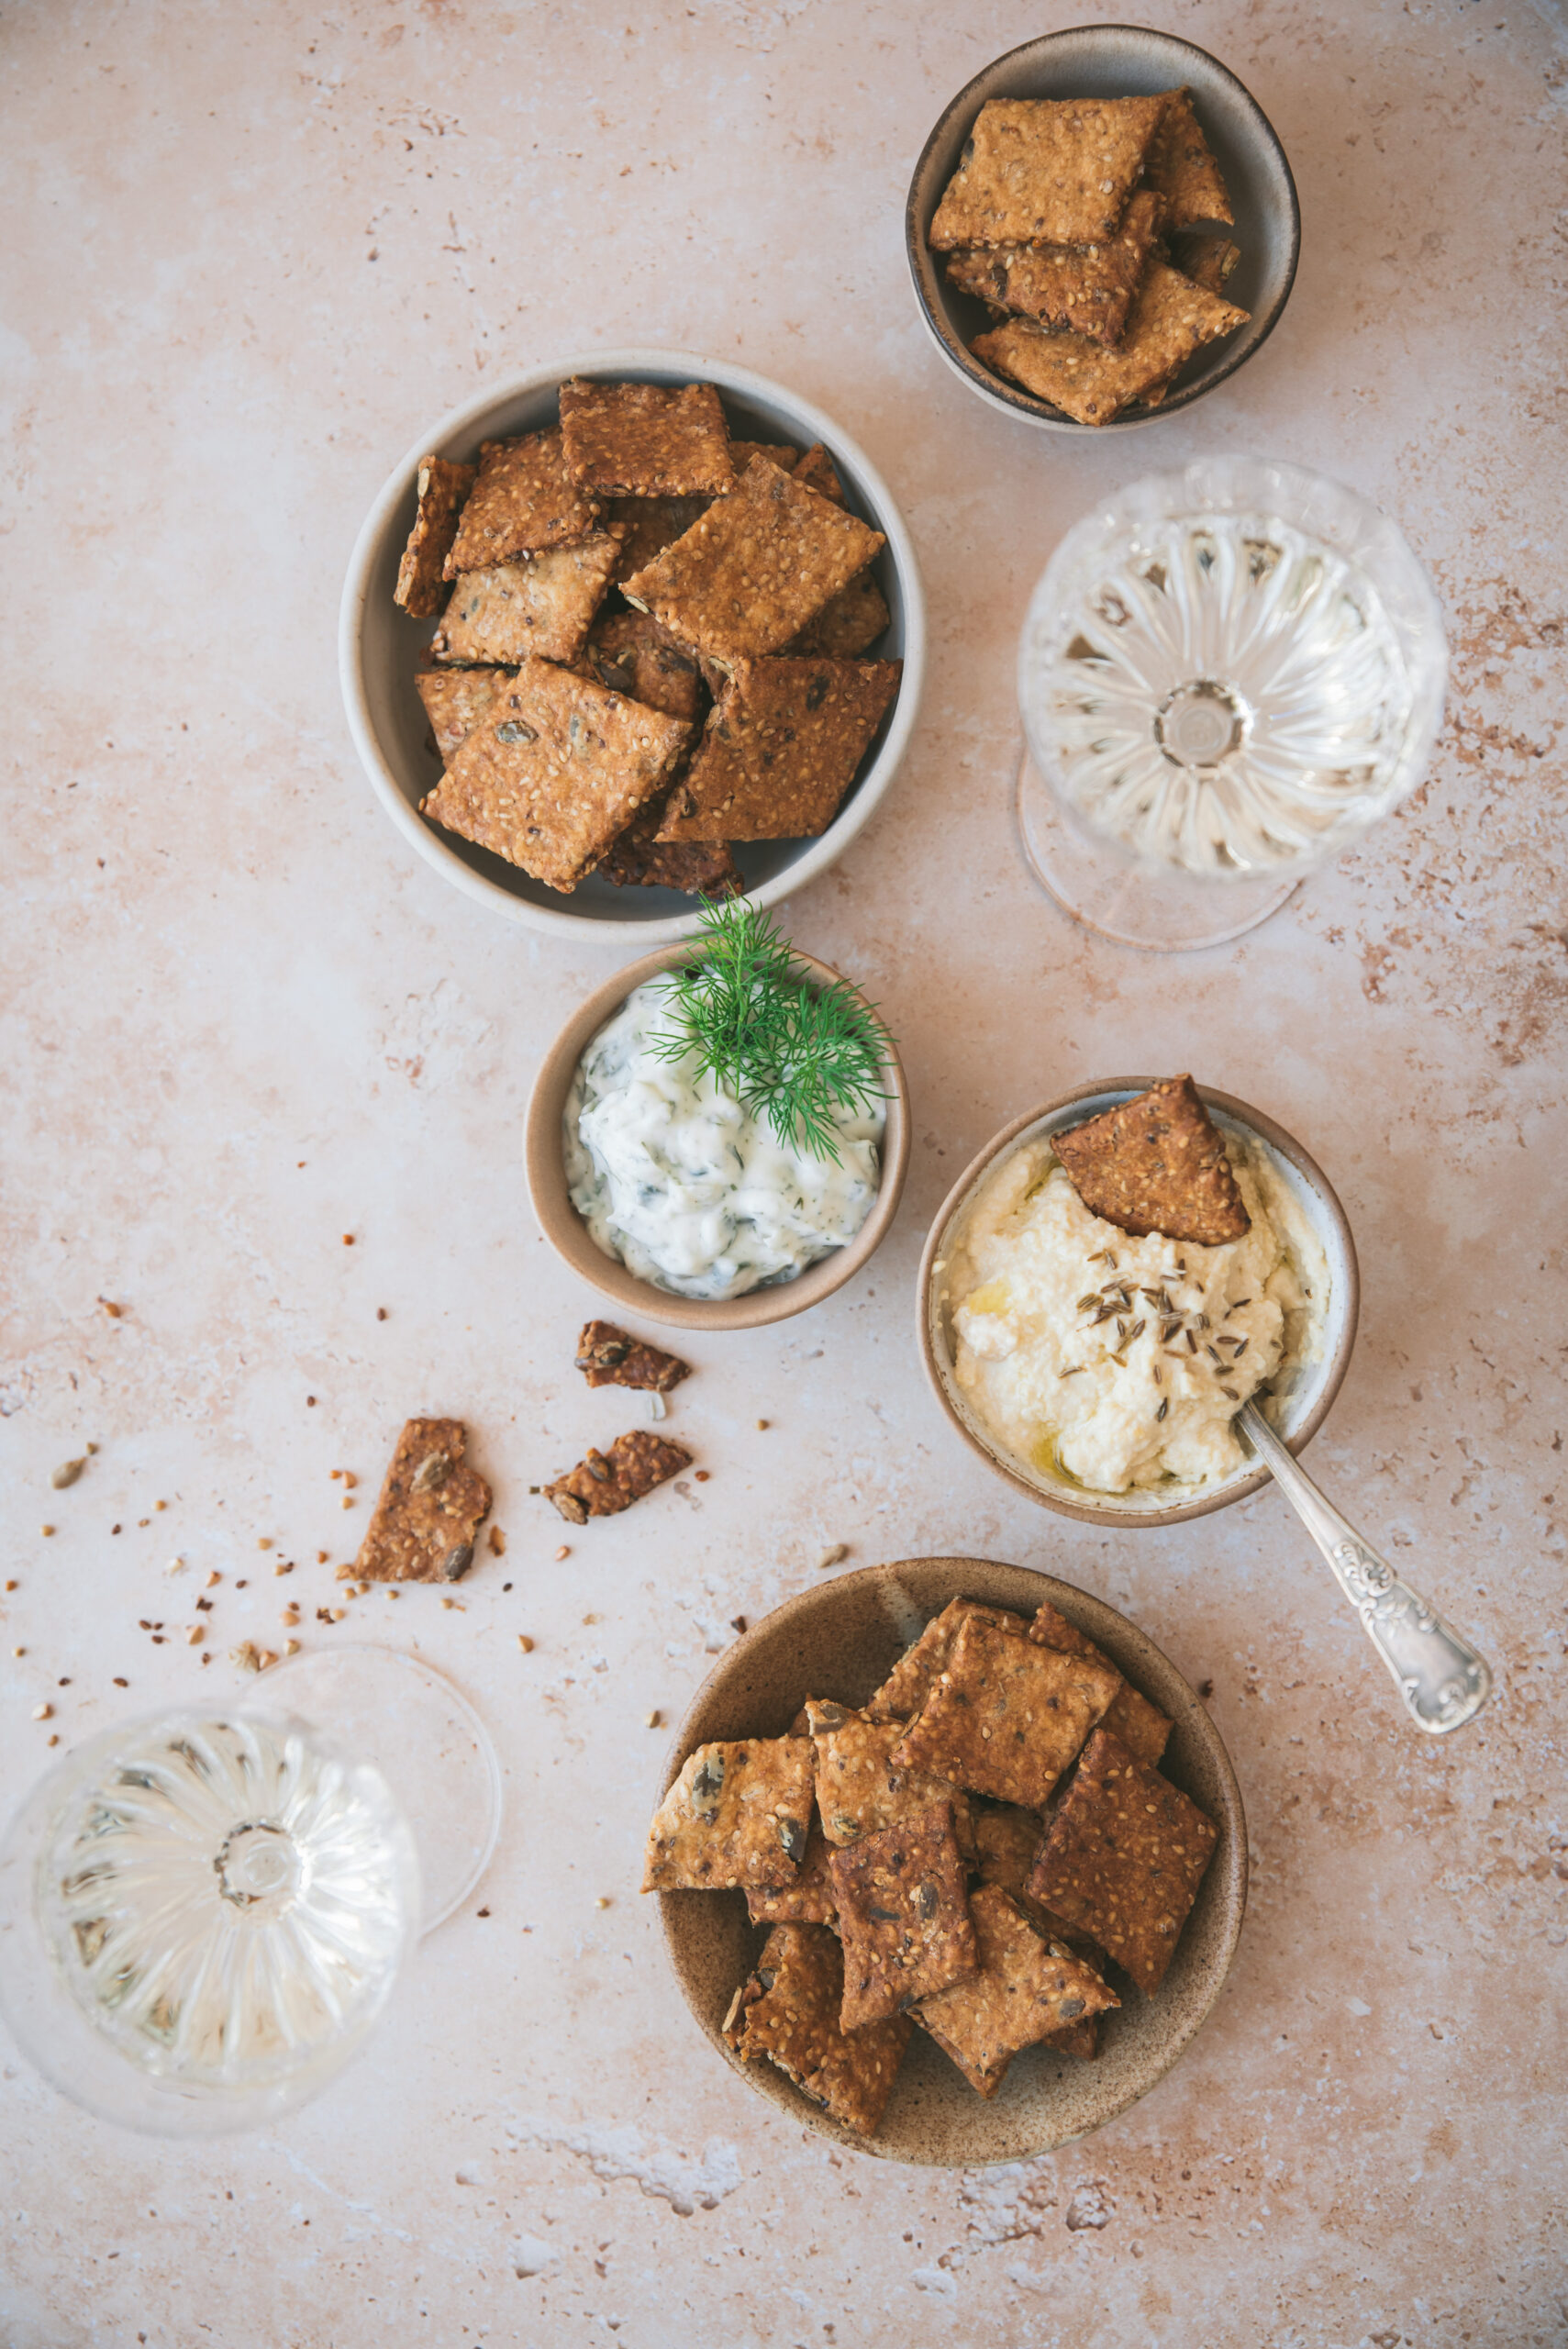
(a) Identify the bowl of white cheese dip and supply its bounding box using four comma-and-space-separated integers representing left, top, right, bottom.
918, 1081, 1358, 1525
528, 947, 910, 1332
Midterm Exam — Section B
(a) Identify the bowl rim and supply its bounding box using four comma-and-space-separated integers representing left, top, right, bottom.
904, 25, 1303, 434
339, 347, 928, 942
656, 1554, 1249, 2165
917, 1079, 1360, 1525
525, 941, 911, 1332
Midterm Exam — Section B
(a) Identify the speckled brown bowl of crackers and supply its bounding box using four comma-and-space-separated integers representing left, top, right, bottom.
340, 351, 924, 941
653, 1557, 1246, 2165
906, 27, 1299, 431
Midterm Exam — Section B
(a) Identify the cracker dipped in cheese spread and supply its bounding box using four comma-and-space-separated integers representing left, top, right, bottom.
943, 1131, 1329, 1495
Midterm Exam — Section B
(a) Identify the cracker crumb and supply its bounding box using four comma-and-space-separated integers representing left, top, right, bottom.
206, 1570, 222, 1587
39, 1526, 54, 1538
756, 1419, 770, 1430
98, 1297, 122, 1318
257, 1538, 272, 1552
517, 1634, 535, 1653
341, 1497, 354, 1509
185, 1626, 203, 1647
273, 1561, 293, 1577
555, 1544, 570, 1561
317, 1551, 328, 1564
694, 1470, 710, 1484
595, 1897, 611, 1909
112, 1676, 127, 1687
229, 1642, 263, 1674
488, 1526, 506, 1555
817, 1543, 848, 1570
47, 1733, 58, 1746
645, 1709, 662, 1728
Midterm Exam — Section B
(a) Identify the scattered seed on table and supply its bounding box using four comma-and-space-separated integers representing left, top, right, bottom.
273, 1561, 293, 1576
755, 1419, 769, 1431
47, 1733, 58, 1746
694, 1471, 710, 1484
284, 1639, 300, 1656
316, 1551, 328, 1564
517, 1634, 535, 1653
39, 1526, 54, 1538
257, 1538, 272, 1551
342, 1234, 354, 1246
112, 1676, 128, 1687
50, 1460, 85, 1489
645, 1709, 662, 1728
488, 1527, 506, 1556
376, 1307, 387, 1320
32, 1704, 51, 1721
595, 1897, 611, 1909
730, 1616, 747, 1634
341, 1497, 354, 1509
4, 1580, 17, 1593
10, 1646, 22, 1658
235, 1579, 248, 1589
154, 1499, 166, 1512
186, 1626, 203, 1646
555, 1545, 570, 1562
817, 1543, 848, 1571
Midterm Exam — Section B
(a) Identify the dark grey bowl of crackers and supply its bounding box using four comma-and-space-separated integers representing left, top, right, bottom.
652, 1556, 1246, 2165
906, 27, 1300, 430
340, 350, 924, 941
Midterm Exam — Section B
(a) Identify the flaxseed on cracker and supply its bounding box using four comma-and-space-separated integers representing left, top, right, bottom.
745, 1818, 838, 1928
830, 1800, 979, 2031
929, 95, 1167, 250
785, 570, 891, 660
643, 1736, 814, 1891
560, 377, 735, 497
912, 1883, 1118, 2097
1052, 1074, 1251, 1246
864, 1598, 1029, 1725
804, 1700, 974, 1860
416, 667, 506, 765
429, 536, 619, 666
892, 1615, 1122, 1811
943, 186, 1164, 348
1143, 87, 1234, 231
623, 456, 884, 662
724, 1922, 909, 2135
580, 610, 704, 725
655, 656, 900, 842
355, 1417, 491, 1585
574, 1320, 691, 1392
1028, 1599, 1173, 1767
422, 658, 691, 892
394, 454, 477, 617
444, 429, 602, 573
542, 1427, 692, 1524
973, 261, 1249, 425
1028, 1728, 1218, 1996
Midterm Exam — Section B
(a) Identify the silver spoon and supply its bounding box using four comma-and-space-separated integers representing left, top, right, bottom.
1238, 1400, 1492, 1735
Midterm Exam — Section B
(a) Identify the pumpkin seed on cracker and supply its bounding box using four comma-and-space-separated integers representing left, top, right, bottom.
655, 655, 900, 842
829, 1798, 978, 2031
430, 534, 619, 666
972, 261, 1249, 425
1051, 1074, 1251, 1246
444, 429, 603, 573
911, 1883, 1118, 2098
642, 1735, 814, 1890
724, 1921, 909, 2135
892, 1615, 1122, 1811
745, 1817, 838, 1928
943, 186, 1164, 349
560, 377, 735, 497
355, 1417, 492, 1585
928, 95, 1167, 250
394, 453, 477, 618
1143, 86, 1234, 231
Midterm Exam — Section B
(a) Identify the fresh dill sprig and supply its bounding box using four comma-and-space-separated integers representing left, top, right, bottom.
651, 899, 892, 1163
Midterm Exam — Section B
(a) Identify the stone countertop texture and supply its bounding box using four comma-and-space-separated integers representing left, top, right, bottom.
3, 3, 1565, 2343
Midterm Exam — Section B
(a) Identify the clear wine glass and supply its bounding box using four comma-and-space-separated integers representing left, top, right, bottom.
1016, 456, 1448, 952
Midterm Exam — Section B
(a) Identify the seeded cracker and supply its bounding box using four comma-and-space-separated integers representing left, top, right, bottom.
943, 187, 1164, 348
595, 805, 741, 899
728, 440, 799, 476
355, 1418, 492, 1585
724, 1923, 909, 2134
607, 495, 711, 585
864, 1598, 1029, 1724
560, 378, 735, 497
422, 659, 691, 892
929, 96, 1167, 250
804, 1700, 975, 1860
1052, 1074, 1251, 1246
972, 1801, 1107, 1965
830, 1800, 979, 2030
623, 456, 884, 662
1143, 87, 1234, 230
972, 262, 1249, 426
892, 1615, 1122, 1810
642, 1736, 814, 1890
444, 429, 602, 573
656, 657, 900, 842
786, 570, 891, 660
791, 443, 846, 507
912, 1884, 1118, 2097
1029, 1728, 1218, 1996
395, 454, 476, 617
580, 610, 704, 725
746, 1818, 838, 1928
1028, 1599, 1172, 1767
574, 1320, 691, 1393
430, 536, 620, 666
1174, 233, 1242, 296
543, 1428, 691, 1524
415, 668, 506, 765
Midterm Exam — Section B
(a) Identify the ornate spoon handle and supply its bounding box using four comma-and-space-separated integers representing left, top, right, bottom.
1238, 1402, 1492, 1734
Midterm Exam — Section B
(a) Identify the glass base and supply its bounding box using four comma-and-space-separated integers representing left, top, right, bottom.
249, 1647, 501, 1935
1016, 748, 1299, 952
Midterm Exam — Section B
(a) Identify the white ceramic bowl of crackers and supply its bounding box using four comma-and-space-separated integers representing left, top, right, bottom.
339, 351, 925, 941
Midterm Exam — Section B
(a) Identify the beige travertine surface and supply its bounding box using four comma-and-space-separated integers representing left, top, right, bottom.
2, 3, 1565, 2343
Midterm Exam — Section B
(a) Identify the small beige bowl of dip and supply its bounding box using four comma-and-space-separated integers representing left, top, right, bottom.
917, 1081, 1358, 1525
528, 945, 911, 1334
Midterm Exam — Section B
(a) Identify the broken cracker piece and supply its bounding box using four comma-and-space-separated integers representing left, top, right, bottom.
623, 456, 884, 662
560, 377, 734, 497
725, 1922, 909, 2135
1143, 87, 1234, 231
971, 1800, 1106, 1962
829, 1800, 978, 2031
543, 1428, 692, 1524
805, 1700, 974, 1861
892, 1615, 1121, 1810
429, 535, 619, 666
784, 569, 891, 660
655, 655, 900, 842
746, 1817, 838, 1928
574, 1319, 691, 1393
1028, 1727, 1218, 1996
445, 429, 602, 573
791, 443, 846, 507
864, 1598, 1029, 1725
929, 95, 1166, 250
728, 440, 799, 476
415, 667, 507, 765
355, 1417, 492, 1585
912, 1883, 1118, 2096
395, 454, 477, 617
972, 262, 1249, 425
1028, 1598, 1172, 1767
643, 1736, 814, 1890
1173, 232, 1242, 297
1051, 1074, 1250, 1247
422, 658, 691, 893
943, 186, 1164, 348
607, 493, 712, 584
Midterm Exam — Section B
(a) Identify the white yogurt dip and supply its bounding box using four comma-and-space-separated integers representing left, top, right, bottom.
942, 1132, 1329, 1495
564, 977, 884, 1302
